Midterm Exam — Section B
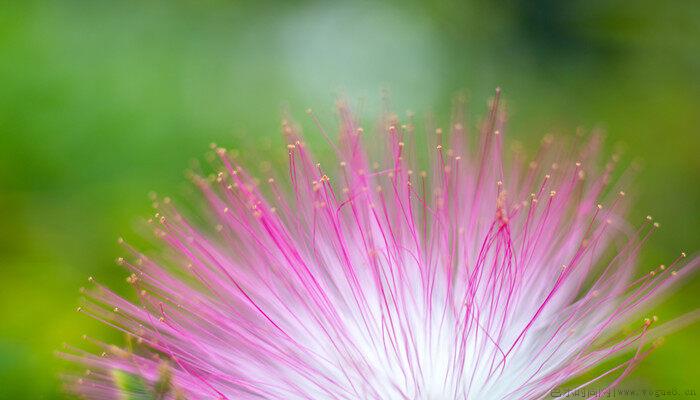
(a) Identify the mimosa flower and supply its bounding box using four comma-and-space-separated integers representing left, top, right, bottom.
62, 91, 698, 400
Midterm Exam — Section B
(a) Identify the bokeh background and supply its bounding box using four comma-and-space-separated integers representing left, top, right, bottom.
1, 0, 699, 398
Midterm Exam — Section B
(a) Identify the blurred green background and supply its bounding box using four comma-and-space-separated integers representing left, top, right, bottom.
1, 0, 698, 398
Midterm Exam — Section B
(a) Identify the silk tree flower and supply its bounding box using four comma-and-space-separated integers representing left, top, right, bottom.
62, 91, 698, 400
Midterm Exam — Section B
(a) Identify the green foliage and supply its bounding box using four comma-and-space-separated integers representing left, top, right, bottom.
111, 363, 178, 400
112, 370, 150, 400
152, 363, 173, 400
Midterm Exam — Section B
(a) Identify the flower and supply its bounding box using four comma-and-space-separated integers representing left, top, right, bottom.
62, 91, 698, 399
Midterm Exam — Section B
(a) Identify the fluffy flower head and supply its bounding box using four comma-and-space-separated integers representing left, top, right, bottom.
63, 92, 698, 400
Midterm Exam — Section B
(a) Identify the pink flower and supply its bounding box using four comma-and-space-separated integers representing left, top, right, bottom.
63, 91, 698, 399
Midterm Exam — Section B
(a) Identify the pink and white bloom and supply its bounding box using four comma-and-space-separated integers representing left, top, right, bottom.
63, 92, 698, 400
